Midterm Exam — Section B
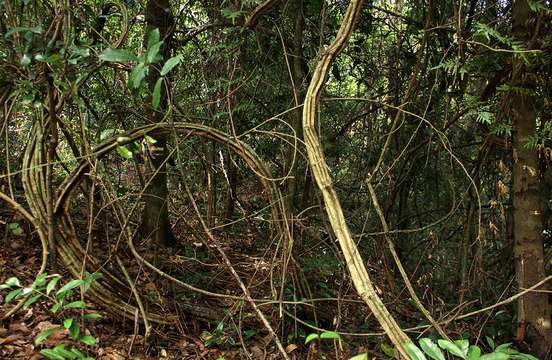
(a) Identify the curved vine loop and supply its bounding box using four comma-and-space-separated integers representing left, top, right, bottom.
51, 122, 291, 323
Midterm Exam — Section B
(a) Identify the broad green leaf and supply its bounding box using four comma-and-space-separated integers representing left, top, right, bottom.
46, 276, 61, 295
152, 78, 163, 110
147, 41, 163, 63
349, 353, 368, 360
69, 321, 80, 340
83, 312, 102, 320
3, 277, 21, 288
479, 353, 509, 360
128, 63, 148, 89
320, 331, 341, 340
52, 345, 77, 359
63, 318, 74, 329
99, 48, 136, 63
79, 335, 97, 346
419, 338, 445, 360
404, 342, 428, 360
494, 343, 512, 352
34, 272, 48, 287
39, 349, 65, 360
35, 326, 60, 345
454, 340, 470, 356
147, 28, 160, 49
305, 333, 319, 345
486, 336, 495, 350
23, 294, 41, 308
468, 345, 481, 360
6, 288, 23, 303
116, 145, 133, 160
51, 303, 62, 313
160, 55, 182, 76
65, 300, 86, 309
56, 279, 84, 296
438, 339, 466, 358
71, 348, 85, 357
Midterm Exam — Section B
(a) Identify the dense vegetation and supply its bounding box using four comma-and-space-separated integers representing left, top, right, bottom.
0, 0, 551, 359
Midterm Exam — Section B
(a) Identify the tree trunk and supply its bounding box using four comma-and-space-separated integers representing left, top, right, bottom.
140, 0, 176, 247
511, 1, 552, 356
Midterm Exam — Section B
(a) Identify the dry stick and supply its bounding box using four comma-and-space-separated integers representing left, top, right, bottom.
115, 256, 151, 338
301, 0, 412, 358
182, 181, 290, 360
366, 181, 450, 341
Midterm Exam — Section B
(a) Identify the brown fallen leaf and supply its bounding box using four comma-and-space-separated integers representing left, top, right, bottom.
10, 322, 31, 334
0, 334, 22, 345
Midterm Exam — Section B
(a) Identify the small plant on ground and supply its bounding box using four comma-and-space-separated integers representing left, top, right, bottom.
1, 271, 103, 360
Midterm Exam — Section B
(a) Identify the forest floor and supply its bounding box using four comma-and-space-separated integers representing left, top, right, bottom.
0, 219, 369, 360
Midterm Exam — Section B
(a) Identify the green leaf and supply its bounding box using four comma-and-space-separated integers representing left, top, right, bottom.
52, 345, 78, 359
65, 300, 86, 309
152, 78, 163, 110
438, 339, 466, 359
349, 353, 368, 360
8, 222, 24, 235
6, 288, 23, 303
381, 343, 395, 357
494, 343, 512, 352
2, 276, 21, 288
320, 331, 341, 341
79, 335, 97, 346
147, 41, 163, 63
83, 312, 102, 320
34, 273, 48, 287
454, 340, 470, 356
56, 279, 84, 297
69, 321, 80, 340
305, 333, 319, 345
221, 8, 243, 23
63, 318, 74, 329
99, 48, 136, 63
128, 63, 148, 89
479, 353, 509, 360
116, 145, 133, 160
39, 349, 65, 360
404, 342, 428, 360
23, 294, 42, 308
147, 28, 160, 49
35, 327, 60, 345
46, 276, 61, 295
419, 338, 445, 360
51, 303, 62, 313
467, 346, 481, 360
71, 348, 85, 357
160, 55, 182, 76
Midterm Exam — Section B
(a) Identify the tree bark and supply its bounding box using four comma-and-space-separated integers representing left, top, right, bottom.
511, 0, 552, 356
140, 0, 176, 247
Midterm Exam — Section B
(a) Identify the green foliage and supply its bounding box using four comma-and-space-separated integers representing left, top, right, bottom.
399, 338, 538, 360
0, 272, 102, 359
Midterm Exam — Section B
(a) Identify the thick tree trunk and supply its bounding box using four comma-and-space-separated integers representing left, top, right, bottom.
512, 0, 552, 356
140, 0, 176, 247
